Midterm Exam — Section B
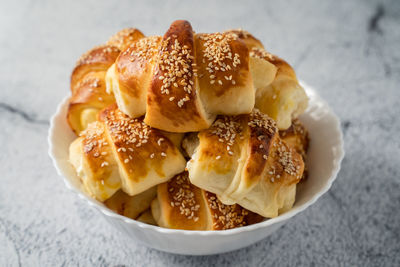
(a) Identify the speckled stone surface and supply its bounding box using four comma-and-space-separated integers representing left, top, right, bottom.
1, 0, 399, 266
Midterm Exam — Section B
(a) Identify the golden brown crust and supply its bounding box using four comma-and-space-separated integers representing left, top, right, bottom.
116, 36, 161, 99
250, 47, 296, 80
144, 20, 211, 132
242, 110, 278, 186
99, 104, 180, 181
224, 29, 264, 50
106, 28, 145, 51
156, 171, 208, 230
198, 115, 245, 175
79, 121, 115, 181
71, 45, 120, 93
195, 32, 253, 114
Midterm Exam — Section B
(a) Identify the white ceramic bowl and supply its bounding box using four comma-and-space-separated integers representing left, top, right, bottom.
48, 82, 344, 255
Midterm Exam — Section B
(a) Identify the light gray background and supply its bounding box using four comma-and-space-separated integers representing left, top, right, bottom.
1, 0, 399, 266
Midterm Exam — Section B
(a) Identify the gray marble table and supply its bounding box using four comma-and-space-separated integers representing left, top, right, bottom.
1, 0, 399, 266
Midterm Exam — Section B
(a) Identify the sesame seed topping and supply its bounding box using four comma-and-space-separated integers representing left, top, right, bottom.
157, 36, 194, 107
199, 32, 241, 86
210, 116, 243, 156
105, 109, 152, 149
205, 192, 249, 230
168, 173, 201, 221
123, 36, 160, 64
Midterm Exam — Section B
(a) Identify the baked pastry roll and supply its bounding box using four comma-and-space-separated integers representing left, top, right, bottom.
69, 104, 186, 201
106, 20, 277, 132
67, 28, 145, 134
186, 110, 305, 217
151, 172, 263, 230
105, 187, 157, 219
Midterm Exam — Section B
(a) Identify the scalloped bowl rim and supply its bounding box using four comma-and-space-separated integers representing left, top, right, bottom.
48, 81, 344, 237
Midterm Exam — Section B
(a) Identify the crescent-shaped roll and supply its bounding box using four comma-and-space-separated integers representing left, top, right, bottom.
106, 20, 278, 132
69, 104, 186, 201
151, 171, 263, 230
67, 28, 145, 134
185, 109, 305, 218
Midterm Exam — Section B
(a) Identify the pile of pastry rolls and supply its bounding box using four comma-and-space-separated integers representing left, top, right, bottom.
67, 20, 309, 230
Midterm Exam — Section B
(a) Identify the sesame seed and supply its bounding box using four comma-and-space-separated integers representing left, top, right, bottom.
157, 138, 164, 146
100, 161, 109, 167
157, 37, 195, 105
